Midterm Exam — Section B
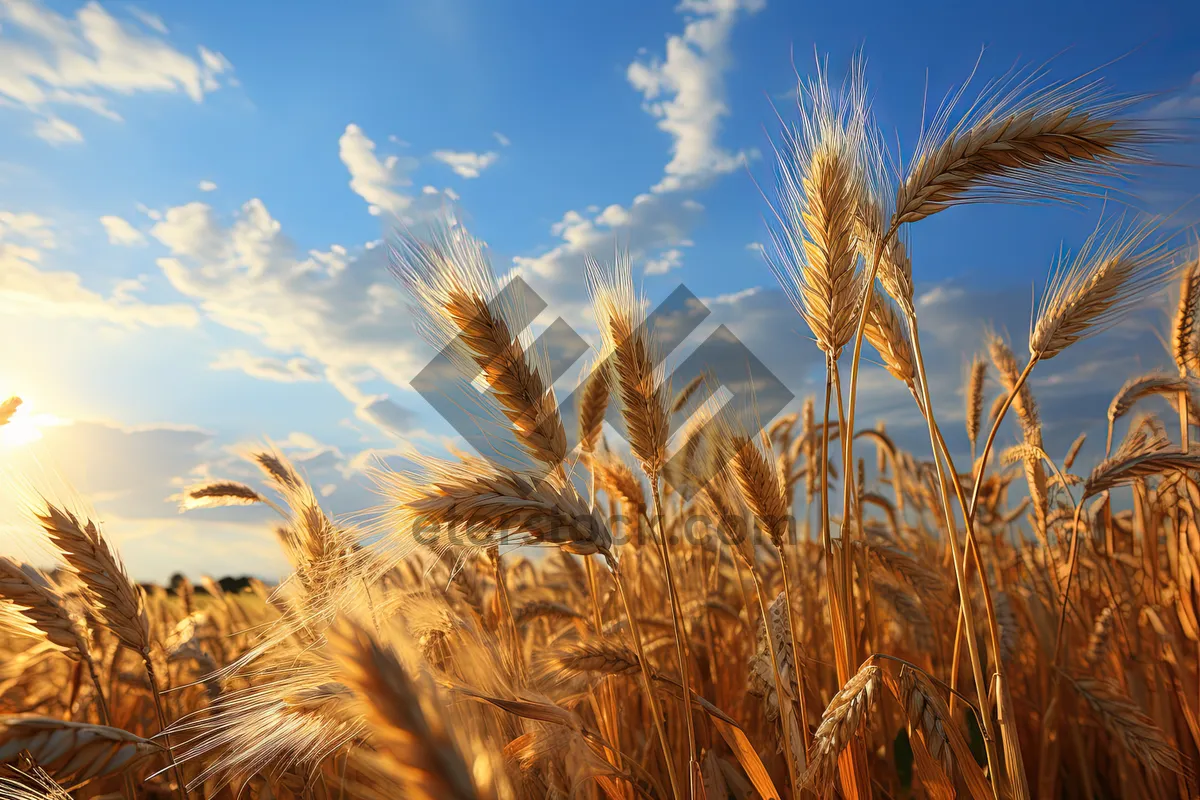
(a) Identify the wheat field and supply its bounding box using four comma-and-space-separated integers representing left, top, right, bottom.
1, 59, 1198, 800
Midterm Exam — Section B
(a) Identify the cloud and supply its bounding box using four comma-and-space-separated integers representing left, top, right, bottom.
0, 0, 234, 140
627, 0, 763, 193
33, 115, 82, 144
1, 209, 197, 327
339, 123, 418, 216
197, 179, 217, 192
645, 247, 684, 275
509, 0, 757, 300
493, 131, 511, 147
99, 214, 146, 246
210, 349, 321, 383
432, 149, 499, 179
149, 197, 430, 437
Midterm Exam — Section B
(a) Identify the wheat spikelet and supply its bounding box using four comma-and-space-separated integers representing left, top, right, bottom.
670, 373, 706, 414
591, 451, 647, 517
587, 256, 669, 478
252, 450, 302, 490
966, 356, 986, 451
1085, 606, 1115, 667
1064, 432, 1087, 470
0, 558, 89, 661
577, 362, 610, 455
1108, 371, 1192, 425
864, 288, 915, 385
897, 667, 952, 777
804, 661, 881, 789
1070, 676, 1183, 777
178, 480, 265, 511
1083, 425, 1195, 497
857, 199, 915, 314
729, 434, 790, 546
391, 224, 566, 470
0, 716, 159, 781
536, 640, 642, 686
328, 617, 496, 800
1031, 216, 1176, 360
376, 456, 611, 558
894, 68, 1154, 227
1173, 256, 1200, 375
35, 502, 149, 654
769, 61, 872, 359
0, 397, 20, 427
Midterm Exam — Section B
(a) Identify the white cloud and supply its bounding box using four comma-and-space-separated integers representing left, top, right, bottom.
33, 115, 83, 144
644, 247, 684, 275
510, 0, 758, 300
210, 349, 321, 383
149, 198, 426, 437
338, 123, 417, 216
0, 0, 234, 141
197, 179, 217, 192
1, 209, 196, 327
493, 131, 511, 147
627, 0, 763, 192
99, 214, 146, 246
432, 149, 499, 179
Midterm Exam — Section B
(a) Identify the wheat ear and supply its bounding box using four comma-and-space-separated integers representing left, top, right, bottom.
0, 716, 159, 782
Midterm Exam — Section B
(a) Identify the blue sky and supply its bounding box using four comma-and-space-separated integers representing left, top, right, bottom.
0, 0, 1197, 581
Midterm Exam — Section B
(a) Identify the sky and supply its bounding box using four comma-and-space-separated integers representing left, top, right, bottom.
0, 0, 1197, 582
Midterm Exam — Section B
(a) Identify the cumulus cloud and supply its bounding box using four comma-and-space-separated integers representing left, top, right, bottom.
0, 0, 234, 141
644, 247, 684, 275
1, 209, 196, 327
197, 180, 217, 192
149, 198, 430, 438
627, 0, 763, 193
432, 149, 499, 179
99, 214, 146, 246
509, 0, 758, 300
210, 349, 321, 382
339, 123, 418, 216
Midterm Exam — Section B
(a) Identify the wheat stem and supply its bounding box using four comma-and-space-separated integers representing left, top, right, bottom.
605, 555, 681, 800
908, 322, 1002, 799
650, 483, 699, 796
738, 550, 802, 799
143, 654, 187, 800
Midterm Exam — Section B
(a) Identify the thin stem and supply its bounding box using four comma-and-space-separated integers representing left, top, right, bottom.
908, 323, 1002, 800
777, 553, 812, 753
739, 550, 802, 799
650, 482, 699, 795
606, 555, 682, 800
967, 358, 1038, 522
143, 653, 188, 800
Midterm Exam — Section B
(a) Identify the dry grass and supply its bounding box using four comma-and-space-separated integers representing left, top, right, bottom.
1, 55, 1196, 800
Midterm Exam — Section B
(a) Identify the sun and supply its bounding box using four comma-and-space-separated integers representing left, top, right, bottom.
0, 395, 67, 449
